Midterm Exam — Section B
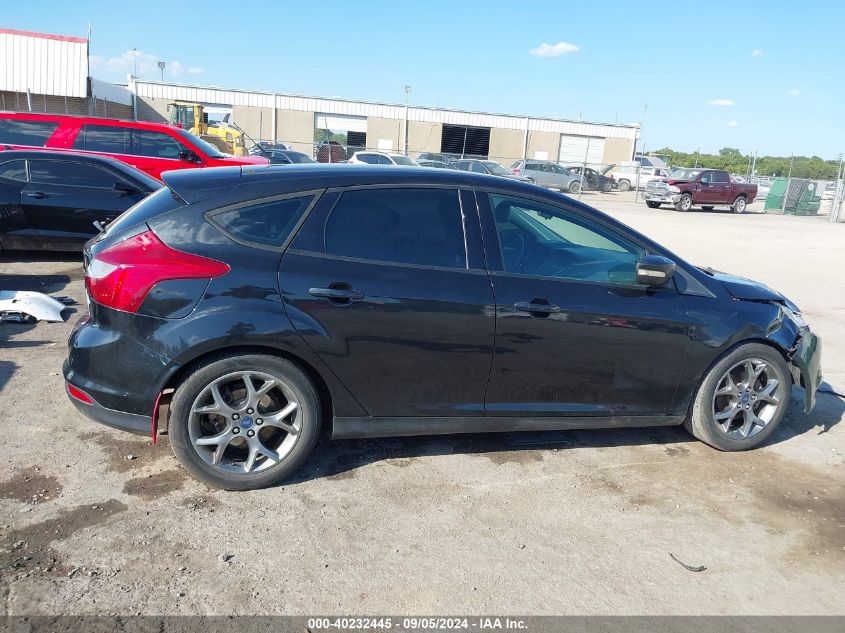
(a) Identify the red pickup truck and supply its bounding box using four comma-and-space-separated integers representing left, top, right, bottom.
0, 112, 268, 180
643, 168, 757, 213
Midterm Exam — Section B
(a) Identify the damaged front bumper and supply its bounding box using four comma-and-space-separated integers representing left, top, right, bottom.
789, 329, 822, 413
644, 193, 681, 204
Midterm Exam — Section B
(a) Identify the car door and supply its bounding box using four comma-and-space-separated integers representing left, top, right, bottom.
478, 190, 693, 418
0, 159, 37, 250
549, 164, 572, 189
279, 186, 495, 418
697, 171, 721, 204
710, 171, 732, 203
23, 158, 147, 248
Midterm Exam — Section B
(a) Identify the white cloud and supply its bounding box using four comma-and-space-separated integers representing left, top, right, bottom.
751, 49, 763, 57
529, 41, 579, 57
788, 88, 800, 96
727, 120, 739, 128
89, 49, 203, 80
707, 99, 735, 107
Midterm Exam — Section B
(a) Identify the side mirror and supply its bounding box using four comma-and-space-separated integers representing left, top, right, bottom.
178, 150, 201, 163
636, 255, 676, 287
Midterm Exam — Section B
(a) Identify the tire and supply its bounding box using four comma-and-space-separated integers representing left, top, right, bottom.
675, 193, 693, 212
617, 179, 631, 192
684, 343, 791, 451
732, 196, 747, 214
568, 180, 581, 194
646, 201, 662, 209
702, 206, 714, 211
601, 182, 612, 193
169, 354, 321, 490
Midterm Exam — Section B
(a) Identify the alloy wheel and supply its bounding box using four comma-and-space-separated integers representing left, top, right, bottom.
188, 371, 301, 473
711, 358, 786, 439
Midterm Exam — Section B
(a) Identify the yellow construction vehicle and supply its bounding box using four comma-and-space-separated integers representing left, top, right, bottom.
167, 101, 247, 156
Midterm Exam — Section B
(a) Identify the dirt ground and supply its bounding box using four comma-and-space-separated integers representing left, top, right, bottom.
1, 191, 843, 616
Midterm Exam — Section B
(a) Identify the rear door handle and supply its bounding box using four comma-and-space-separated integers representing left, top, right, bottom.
514, 301, 560, 315
309, 286, 365, 303
26, 191, 47, 199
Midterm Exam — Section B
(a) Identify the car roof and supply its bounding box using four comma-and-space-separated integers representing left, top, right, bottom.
0, 110, 182, 133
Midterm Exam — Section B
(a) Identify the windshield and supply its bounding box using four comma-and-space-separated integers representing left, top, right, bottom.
174, 129, 227, 159
391, 155, 417, 166
668, 168, 702, 180
483, 161, 511, 176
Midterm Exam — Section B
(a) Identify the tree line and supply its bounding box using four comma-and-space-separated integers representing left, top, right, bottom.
651, 147, 841, 180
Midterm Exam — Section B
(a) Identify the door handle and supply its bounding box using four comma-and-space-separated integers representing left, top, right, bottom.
514, 300, 560, 315
309, 285, 365, 304
26, 191, 47, 199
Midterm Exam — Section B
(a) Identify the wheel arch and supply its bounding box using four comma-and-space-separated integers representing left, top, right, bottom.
158, 344, 337, 434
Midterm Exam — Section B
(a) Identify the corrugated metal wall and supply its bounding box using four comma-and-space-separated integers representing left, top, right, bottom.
0, 29, 88, 98
132, 80, 639, 141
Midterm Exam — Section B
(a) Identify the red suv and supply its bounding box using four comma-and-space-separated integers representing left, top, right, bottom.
0, 112, 268, 180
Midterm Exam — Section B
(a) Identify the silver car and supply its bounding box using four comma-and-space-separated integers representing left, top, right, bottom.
511, 160, 582, 193
452, 159, 533, 183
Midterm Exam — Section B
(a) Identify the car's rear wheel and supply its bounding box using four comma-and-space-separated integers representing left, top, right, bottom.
684, 343, 790, 451
646, 201, 662, 208
675, 194, 693, 212
732, 196, 747, 214
169, 354, 320, 490
617, 179, 631, 192
568, 180, 581, 194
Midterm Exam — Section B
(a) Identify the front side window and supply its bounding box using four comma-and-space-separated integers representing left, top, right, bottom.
0, 160, 27, 181
29, 160, 117, 188
210, 195, 315, 248
74, 125, 131, 154
134, 130, 186, 159
700, 171, 713, 184
489, 193, 644, 285
0, 119, 58, 146
325, 188, 466, 268
470, 162, 487, 173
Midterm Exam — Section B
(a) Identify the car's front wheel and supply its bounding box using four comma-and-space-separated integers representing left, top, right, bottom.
685, 343, 790, 451
169, 354, 321, 490
675, 194, 693, 212
617, 179, 631, 192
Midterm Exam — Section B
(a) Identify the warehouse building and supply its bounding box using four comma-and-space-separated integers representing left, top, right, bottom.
1, 28, 639, 168
130, 79, 639, 168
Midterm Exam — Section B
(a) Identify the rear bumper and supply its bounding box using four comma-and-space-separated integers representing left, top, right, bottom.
65, 382, 151, 435
791, 330, 822, 413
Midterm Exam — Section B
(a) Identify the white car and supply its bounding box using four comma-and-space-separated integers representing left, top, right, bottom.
608, 163, 672, 191
347, 151, 419, 166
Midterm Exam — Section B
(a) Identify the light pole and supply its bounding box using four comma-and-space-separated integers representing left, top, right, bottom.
404, 85, 411, 155
132, 48, 138, 78
158, 61, 165, 82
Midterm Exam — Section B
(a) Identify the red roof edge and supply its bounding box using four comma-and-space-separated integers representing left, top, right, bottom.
0, 28, 88, 44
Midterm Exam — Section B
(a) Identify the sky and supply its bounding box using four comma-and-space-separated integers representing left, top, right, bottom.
9, 0, 845, 158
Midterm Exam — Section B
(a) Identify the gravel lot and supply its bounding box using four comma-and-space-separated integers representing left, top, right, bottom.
1, 192, 843, 616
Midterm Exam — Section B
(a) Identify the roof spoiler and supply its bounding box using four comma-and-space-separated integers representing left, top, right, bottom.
160, 166, 244, 205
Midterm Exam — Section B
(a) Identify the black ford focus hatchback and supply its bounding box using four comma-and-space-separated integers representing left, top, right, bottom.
64, 164, 821, 490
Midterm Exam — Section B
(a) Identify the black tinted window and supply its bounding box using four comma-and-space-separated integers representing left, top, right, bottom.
29, 160, 116, 188
211, 196, 314, 248
0, 119, 58, 146
134, 130, 185, 159
357, 154, 380, 164
0, 160, 27, 181
74, 125, 130, 154
325, 188, 466, 268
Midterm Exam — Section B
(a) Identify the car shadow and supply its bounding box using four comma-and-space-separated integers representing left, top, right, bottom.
291, 389, 844, 483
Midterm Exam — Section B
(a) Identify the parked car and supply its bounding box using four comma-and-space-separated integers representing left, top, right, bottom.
417, 159, 456, 169
452, 159, 533, 183
315, 141, 347, 164
0, 149, 160, 251
0, 112, 269, 181
261, 150, 316, 165
347, 151, 419, 166
567, 165, 615, 192
416, 152, 456, 165
64, 165, 821, 490
607, 164, 671, 191
644, 168, 758, 213
510, 160, 582, 193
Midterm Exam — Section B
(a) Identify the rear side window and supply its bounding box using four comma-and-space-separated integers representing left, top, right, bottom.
134, 130, 185, 159
103, 187, 185, 238
324, 188, 466, 269
74, 125, 131, 154
0, 160, 27, 181
209, 195, 315, 248
29, 160, 117, 188
712, 171, 730, 183
0, 119, 58, 146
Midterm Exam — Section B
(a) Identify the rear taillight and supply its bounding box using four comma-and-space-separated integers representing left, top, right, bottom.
85, 230, 230, 313
67, 383, 94, 404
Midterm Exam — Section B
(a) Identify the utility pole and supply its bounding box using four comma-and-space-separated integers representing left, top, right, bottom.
403, 85, 411, 155
633, 103, 647, 202
132, 48, 138, 79
157, 61, 165, 82
781, 155, 794, 214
